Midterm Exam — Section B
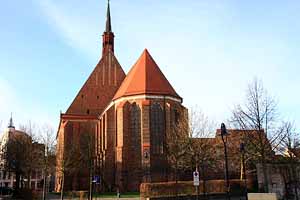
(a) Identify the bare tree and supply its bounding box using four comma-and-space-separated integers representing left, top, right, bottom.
165, 107, 217, 198
278, 122, 300, 200
57, 137, 80, 200
187, 108, 217, 196
165, 109, 190, 198
3, 121, 43, 192
4, 133, 29, 190
39, 124, 56, 200
19, 121, 43, 189
231, 78, 286, 192
79, 131, 96, 200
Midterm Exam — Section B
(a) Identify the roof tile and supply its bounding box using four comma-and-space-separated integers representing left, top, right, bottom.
113, 49, 181, 101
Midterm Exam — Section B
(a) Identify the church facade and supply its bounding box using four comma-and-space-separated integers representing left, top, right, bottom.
55, 2, 187, 192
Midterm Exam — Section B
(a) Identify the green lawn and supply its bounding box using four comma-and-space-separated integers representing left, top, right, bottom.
94, 192, 140, 198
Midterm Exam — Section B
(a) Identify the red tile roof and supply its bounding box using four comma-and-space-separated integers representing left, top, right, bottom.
113, 49, 181, 101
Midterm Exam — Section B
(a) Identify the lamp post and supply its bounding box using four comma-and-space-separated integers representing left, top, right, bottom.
240, 143, 248, 200
221, 123, 230, 200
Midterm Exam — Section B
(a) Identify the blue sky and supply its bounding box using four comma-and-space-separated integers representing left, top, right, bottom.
0, 0, 300, 132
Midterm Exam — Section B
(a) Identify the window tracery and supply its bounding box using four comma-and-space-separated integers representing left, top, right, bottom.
150, 103, 165, 154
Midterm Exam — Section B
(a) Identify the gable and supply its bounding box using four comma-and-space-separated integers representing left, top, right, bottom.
66, 51, 125, 115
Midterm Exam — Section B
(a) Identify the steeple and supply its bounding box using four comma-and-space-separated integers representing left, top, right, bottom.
7, 113, 15, 133
8, 113, 15, 129
105, 0, 112, 32
102, 0, 114, 56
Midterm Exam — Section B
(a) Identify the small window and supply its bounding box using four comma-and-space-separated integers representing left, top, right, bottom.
87, 109, 90, 114
97, 96, 99, 99
81, 94, 84, 98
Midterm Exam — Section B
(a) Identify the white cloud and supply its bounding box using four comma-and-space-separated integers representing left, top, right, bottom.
35, 0, 100, 58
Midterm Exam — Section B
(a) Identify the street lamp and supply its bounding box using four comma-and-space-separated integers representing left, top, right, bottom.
240, 143, 248, 200
221, 123, 230, 200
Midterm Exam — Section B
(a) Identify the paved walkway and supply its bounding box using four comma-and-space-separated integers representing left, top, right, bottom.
47, 194, 140, 200
1, 195, 245, 200
46, 194, 246, 200
90, 199, 139, 200
48, 198, 140, 200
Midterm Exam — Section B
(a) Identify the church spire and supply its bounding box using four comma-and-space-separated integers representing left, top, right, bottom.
8, 113, 15, 129
105, 0, 112, 32
102, 0, 114, 56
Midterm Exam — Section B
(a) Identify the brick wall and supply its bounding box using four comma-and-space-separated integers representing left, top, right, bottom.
56, 51, 125, 192
66, 51, 125, 115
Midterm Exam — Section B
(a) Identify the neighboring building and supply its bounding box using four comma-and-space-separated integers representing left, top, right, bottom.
0, 116, 44, 190
55, 1, 187, 192
190, 129, 273, 183
214, 129, 272, 180
257, 160, 300, 199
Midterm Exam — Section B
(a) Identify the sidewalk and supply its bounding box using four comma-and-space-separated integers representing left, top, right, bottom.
47, 193, 140, 200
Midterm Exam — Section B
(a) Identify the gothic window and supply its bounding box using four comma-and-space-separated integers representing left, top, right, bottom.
150, 103, 165, 154
130, 103, 141, 152
174, 109, 180, 125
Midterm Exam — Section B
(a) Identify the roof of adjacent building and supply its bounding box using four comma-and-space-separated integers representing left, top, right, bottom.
113, 49, 182, 101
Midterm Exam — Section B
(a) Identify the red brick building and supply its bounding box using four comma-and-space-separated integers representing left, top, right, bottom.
55, 2, 187, 192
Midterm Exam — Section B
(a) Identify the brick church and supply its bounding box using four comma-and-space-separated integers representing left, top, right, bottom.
55, 1, 187, 192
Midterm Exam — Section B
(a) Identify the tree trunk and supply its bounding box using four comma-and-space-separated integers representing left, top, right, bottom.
60, 173, 65, 200
89, 169, 93, 200
15, 172, 20, 190
28, 171, 32, 189
280, 169, 288, 200
175, 161, 178, 200
261, 155, 269, 192
42, 170, 47, 200
291, 163, 299, 200
202, 166, 207, 198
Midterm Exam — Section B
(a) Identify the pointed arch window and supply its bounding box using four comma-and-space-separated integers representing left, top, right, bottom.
150, 103, 165, 154
130, 103, 141, 152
